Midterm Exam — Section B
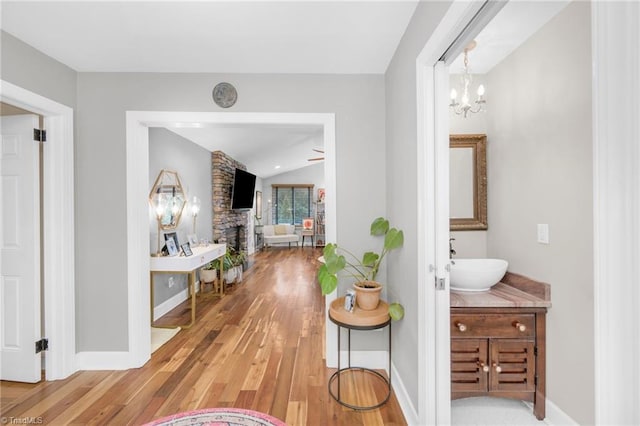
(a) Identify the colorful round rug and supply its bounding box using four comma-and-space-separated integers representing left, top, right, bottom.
143, 408, 287, 426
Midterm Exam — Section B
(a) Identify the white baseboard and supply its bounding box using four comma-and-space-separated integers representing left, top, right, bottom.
522, 399, 578, 425
391, 362, 420, 425
75, 351, 135, 370
153, 281, 200, 321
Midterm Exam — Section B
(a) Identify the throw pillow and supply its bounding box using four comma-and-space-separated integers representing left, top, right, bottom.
274, 224, 288, 235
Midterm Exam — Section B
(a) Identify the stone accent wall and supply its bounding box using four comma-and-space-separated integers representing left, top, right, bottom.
212, 151, 249, 251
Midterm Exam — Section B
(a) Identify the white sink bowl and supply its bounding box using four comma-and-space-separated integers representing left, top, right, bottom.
450, 258, 508, 292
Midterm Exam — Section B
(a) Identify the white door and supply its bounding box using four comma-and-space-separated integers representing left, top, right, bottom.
1, 114, 41, 382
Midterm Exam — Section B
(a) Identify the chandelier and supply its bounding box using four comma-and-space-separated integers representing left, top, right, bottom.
449, 40, 486, 118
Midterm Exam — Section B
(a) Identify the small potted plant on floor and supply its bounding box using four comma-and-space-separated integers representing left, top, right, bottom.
317, 217, 405, 320
223, 247, 247, 284
200, 262, 217, 292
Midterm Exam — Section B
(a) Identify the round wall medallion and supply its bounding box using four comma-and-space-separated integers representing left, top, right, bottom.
212, 82, 237, 108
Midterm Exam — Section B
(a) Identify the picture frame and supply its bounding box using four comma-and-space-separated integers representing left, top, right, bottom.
181, 242, 193, 257
166, 238, 178, 256
164, 232, 179, 250
302, 217, 314, 230
187, 233, 198, 246
255, 190, 262, 219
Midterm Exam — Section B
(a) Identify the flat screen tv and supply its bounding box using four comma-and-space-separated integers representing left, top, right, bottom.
230, 168, 257, 210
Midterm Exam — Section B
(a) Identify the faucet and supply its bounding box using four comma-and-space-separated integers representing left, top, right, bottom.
449, 238, 456, 264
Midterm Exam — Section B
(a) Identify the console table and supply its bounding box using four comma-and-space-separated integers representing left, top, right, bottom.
150, 243, 226, 329
328, 297, 392, 410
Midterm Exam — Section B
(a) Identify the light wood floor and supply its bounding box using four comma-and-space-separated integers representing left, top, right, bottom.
1, 247, 407, 425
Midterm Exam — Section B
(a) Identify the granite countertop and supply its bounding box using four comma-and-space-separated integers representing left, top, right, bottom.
450, 272, 552, 309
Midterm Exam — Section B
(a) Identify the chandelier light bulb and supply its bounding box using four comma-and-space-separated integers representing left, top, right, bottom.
477, 84, 485, 97
450, 88, 458, 100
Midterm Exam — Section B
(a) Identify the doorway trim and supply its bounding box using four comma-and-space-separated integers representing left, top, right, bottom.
592, 2, 640, 424
125, 111, 336, 366
0, 80, 76, 380
414, 1, 506, 423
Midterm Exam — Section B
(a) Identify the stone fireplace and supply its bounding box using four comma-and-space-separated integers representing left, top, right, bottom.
212, 150, 249, 252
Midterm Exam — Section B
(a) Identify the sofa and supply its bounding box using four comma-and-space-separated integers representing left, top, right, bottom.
262, 224, 299, 248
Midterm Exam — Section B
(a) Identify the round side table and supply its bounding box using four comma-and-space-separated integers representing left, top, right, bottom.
328, 297, 391, 410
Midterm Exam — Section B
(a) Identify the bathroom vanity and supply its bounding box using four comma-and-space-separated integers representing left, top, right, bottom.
450, 272, 551, 420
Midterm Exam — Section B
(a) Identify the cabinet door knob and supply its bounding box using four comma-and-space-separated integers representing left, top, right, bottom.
456, 322, 467, 332
478, 361, 489, 373
514, 321, 527, 332
493, 363, 502, 373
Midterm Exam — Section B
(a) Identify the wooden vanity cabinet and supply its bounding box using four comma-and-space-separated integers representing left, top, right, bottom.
450, 307, 547, 420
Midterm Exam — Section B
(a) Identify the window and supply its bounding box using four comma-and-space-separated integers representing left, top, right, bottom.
272, 185, 313, 225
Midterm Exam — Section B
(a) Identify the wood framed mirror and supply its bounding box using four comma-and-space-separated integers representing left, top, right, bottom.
450, 134, 487, 230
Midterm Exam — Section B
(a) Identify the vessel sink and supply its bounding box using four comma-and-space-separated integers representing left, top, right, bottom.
450, 258, 508, 292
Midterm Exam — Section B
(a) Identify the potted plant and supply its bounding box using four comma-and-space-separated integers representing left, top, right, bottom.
201, 262, 217, 281
317, 217, 405, 320
223, 247, 247, 283
200, 261, 217, 292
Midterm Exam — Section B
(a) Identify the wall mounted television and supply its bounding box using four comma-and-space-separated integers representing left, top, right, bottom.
230, 168, 257, 210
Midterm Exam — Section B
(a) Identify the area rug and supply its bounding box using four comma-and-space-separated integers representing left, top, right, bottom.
143, 408, 287, 426
151, 326, 181, 353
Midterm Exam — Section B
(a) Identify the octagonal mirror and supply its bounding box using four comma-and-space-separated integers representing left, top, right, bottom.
149, 169, 187, 230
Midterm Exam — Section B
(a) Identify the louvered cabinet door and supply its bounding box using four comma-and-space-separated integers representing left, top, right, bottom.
451, 339, 488, 392
488, 339, 535, 393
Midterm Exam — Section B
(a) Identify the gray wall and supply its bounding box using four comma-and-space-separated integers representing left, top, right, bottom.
384, 0, 454, 412
0, 31, 77, 109
484, 2, 593, 423
148, 128, 213, 308
75, 72, 386, 351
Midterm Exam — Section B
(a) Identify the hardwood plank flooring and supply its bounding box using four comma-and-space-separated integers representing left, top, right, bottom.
1, 248, 407, 425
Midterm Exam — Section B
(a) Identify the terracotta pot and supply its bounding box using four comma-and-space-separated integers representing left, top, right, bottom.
353, 281, 382, 310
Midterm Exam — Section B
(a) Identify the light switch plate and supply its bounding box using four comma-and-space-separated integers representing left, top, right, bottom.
537, 224, 549, 244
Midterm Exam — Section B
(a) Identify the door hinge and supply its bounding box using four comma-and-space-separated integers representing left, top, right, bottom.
534, 375, 538, 386
534, 346, 538, 356
35, 338, 49, 354
33, 128, 46, 142
435, 277, 446, 291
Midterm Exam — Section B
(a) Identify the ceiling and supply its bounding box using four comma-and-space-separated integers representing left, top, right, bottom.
1, 1, 418, 74
449, 1, 570, 74
166, 123, 324, 178
2, 1, 569, 178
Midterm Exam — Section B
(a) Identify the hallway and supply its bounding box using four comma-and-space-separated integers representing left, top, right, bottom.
1, 248, 406, 425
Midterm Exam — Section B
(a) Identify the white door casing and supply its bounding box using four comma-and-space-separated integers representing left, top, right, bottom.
415, 1, 504, 423
434, 60, 453, 423
0, 80, 76, 381
124, 111, 336, 369
1, 114, 41, 382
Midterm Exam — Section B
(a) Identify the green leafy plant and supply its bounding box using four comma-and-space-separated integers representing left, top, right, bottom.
203, 261, 217, 271
223, 247, 247, 269
317, 217, 405, 320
